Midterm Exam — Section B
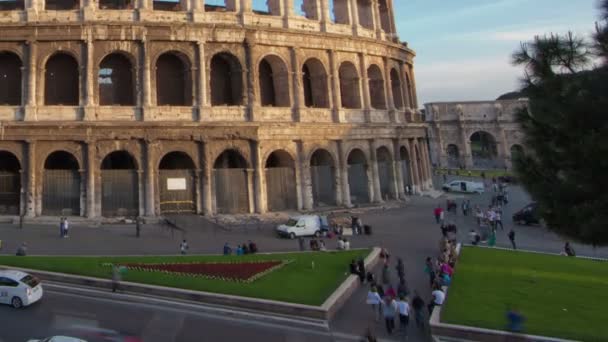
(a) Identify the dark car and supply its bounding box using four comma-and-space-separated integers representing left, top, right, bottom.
512, 202, 541, 225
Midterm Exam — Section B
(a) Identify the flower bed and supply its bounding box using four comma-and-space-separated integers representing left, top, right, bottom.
106, 260, 291, 283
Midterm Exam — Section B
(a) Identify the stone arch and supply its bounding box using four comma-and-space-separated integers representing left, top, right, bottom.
310, 148, 336, 207
45, 0, 79, 10
470, 131, 498, 168
99, 53, 134, 106
0, 52, 22, 106
213, 149, 250, 214
302, 58, 329, 108
347, 148, 370, 204
45, 53, 79, 106
210, 52, 243, 106
367, 64, 386, 109
399, 145, 412, 191
446, 144, 460, 169
390, 68, 404, 109
265, 150, 297, 211
101, 150, 140, 217
258, 54, 290, 107
357, 0, 374, 29
158, 151, 197, 214
155, 51, 192, 106
0, 151, 21, 215
339, 61, 362, 109
376, 146, 395, 199
42, 151, 81, 216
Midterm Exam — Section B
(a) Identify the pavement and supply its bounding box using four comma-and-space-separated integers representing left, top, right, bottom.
1, 174, 606, 341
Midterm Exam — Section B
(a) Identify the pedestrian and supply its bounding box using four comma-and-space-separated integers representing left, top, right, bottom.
337, 238, 345, 250
381, 264, 391, 285
396, 295, 410, 334
366, 271, 375, 284
319, 239, 327, 251
16, 242, 27, 256
495, 209, 504, 230
424, 257, 435, 287
428, 286, 445, 316
564, 242, 576, 257
343, 238, 351, 250
298, 236, 305, 251
439, 208, 445, 225
440, 223, 448, 237
411, 291, 425, 329
236, 244, 244, 255
63, 217, 69, 238
469, 229, 481, 246
180, 239, 189, 255
223, 242, 232, 255
397, 277, 408, 297
242, 242, 249, 254
508, 229, 517, 250
111, 264, 121, 293
357, 258, 366, 283
366, 285, 382, 321
433, 205, 442, 224
248, 240, 258, 254
135, 216, 141, 238
488, 229, 496, 247
349, 259, 359, 275
461, 200, 468, 216
381, 296, 398, 335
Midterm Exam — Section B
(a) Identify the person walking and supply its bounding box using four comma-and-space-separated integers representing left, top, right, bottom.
461, 200, 468, 216
428, 286, 445, 316
411, 291, 425, 329
357, 258, 366, 283
396, 295, 410, 334
508, 229, 517, 250
180, 239, 189, 255
395, 258, 405, 280
495, 209, 504, 230
381, 296, 398, 335
424, 257, 436, 287
63, 217, 69, 238
381, 264, 391, 285
433, 205, 442, 224
366, 285, 382, 322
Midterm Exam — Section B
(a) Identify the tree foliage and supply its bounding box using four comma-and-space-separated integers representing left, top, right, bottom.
511, 2, 608, 246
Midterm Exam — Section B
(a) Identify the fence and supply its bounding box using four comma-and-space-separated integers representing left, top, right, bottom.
43, 170, 80, 216
265, 167, 297, 211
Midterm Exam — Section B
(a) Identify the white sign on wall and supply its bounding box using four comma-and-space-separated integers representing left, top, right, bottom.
167, 178, 187, 191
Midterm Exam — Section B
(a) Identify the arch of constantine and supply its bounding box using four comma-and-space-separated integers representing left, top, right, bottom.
0, 0, 433, 218
425, 100, 528, 170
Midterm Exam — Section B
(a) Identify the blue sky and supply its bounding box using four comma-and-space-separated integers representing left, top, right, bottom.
393, 0, 601, 104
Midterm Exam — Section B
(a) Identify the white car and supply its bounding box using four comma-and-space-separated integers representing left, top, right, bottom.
276, 215, 324, 239
27, 337, 87, 342
0, 270, 43, 308
442, 180, 485, 194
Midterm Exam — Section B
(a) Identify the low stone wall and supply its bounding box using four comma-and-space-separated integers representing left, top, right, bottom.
0, 247, 381, 321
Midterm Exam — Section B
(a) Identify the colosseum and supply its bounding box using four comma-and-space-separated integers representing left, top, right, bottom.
0, 0, 433, 219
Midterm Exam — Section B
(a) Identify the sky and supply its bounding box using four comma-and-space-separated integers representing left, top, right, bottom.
393, 0, 601, 105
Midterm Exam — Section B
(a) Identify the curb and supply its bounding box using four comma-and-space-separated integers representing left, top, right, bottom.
0, 247, 381, 321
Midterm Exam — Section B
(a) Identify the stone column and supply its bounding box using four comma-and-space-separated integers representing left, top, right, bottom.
24, 42, 37, 121
196, 40, 208, 121
392, 140, 405, 199
297, 141, 314, 210
358, 53, 371, 122
144, 141, 156, 216
408, 139, 420, 194
420, 139, 431, 187
86, 141, 96, 218
387, 0, 397, 40
252, 141, 267, 213
202, 150, 213, 215
290, 47, 302, 122
26, 141, 36, 217
372, 0, 382, 37
383, 57, 395, 108
142, 41, 152, 110
337, 141, 352, 208
369, 140, 382, 203
191, 0, 204, 21
84, 38, 95, 120
499, 128, 509, 168
244, 38, 256, 121
246, 169, 255, 214
328, 50, 341, 123
26, 0, 40, 21
349, 0, 359, 31
319, 0, 330, 31
239, 0, 250, 24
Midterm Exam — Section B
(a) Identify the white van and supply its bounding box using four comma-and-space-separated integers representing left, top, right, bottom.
276, 215, 323, 239
442, 180, 485, 194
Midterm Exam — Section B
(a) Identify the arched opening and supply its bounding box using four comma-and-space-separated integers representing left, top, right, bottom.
299, 0, 319, 19
357, 0, 373, 29
258, 56, 290, 107
302, 58, 329, 108
101, 151, 139, 217
213, 149, 249, 214
399, 146, 412, 192
367, 65, 386, 109
265, 150, 297, 211
45, 53, 79, 106
376, 146, 395, 200
310, 149, 336, 207
210, 53, 243, 106
0, 151, 21, 215
99, 0, 132, 9
390, 69, 403, 109
470, 131, 498, 168
99, 53, 134, 106
159, 152, 196, 215
405, 73, 414, 108
156, 53, 192, 106
339, 62, 361, 109
43, 151, 80, 216
511, 144, 524, 163
330, 0, 349, 24
378, 0, 391, 33
446, 144, 460, 169
0, 52, 22, 105
45, 0, 79, 10
347, 149, 370, 204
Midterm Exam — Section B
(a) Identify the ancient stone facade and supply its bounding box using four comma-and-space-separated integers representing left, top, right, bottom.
425, 100, 528, 170
0, 0, 433, 218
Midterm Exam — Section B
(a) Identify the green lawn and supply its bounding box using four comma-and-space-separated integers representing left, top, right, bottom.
0, 250, 368, 306
443, 247, 608, 341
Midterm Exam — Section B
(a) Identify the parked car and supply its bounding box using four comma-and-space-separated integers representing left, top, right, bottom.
276, 215, 328, 239
513, 202, 541, 225
0, 270, 43, 308
441, 180, 484, 194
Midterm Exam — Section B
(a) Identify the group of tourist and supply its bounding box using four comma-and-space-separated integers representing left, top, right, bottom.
223, 241, 258, 255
